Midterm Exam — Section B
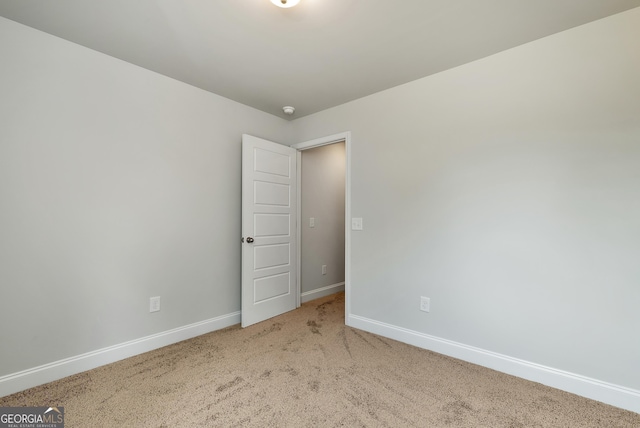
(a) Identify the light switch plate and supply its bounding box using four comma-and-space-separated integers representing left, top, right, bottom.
310, 217, 315, 228
351, 218, 363, 230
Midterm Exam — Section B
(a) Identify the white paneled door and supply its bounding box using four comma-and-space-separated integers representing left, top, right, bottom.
241, 134, 297, 327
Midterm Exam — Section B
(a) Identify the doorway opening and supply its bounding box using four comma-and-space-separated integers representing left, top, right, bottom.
292, 132, 351, 322
299, 141, 345, 303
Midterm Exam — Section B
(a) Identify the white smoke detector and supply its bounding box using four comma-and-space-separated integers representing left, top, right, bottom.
283, 106, 295, 115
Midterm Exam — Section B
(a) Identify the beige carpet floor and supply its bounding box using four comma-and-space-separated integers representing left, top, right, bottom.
1, 292, 638, 427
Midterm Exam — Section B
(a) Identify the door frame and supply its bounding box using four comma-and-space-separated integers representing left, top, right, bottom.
291, 131, 351, 324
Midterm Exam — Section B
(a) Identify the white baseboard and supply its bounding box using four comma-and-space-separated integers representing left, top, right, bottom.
347, 314, 640, 414
301, 282, 345, 303
0, 311, 241, 398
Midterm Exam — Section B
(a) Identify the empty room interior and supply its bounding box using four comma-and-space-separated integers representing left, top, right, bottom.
1, 0, 639, 426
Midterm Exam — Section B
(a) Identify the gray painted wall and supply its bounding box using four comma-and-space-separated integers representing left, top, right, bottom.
291, 9, 640, 390
301, 143, 345, 294
2, 7, 640, 401
0, 17, 288, 376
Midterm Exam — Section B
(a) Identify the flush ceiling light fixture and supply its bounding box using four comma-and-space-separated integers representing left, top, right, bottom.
270, 0, 300, 8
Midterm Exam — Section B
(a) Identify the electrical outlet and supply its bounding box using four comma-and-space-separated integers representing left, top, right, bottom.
150, 296, 161, 313
310, 217, 315, 228
322, 265, 327, 275
420, 296, 430, 312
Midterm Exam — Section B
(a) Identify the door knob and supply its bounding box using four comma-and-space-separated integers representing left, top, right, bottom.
246, 237, 254, 243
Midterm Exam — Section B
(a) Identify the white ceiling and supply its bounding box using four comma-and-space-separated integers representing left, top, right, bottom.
2, 0, 639, 119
